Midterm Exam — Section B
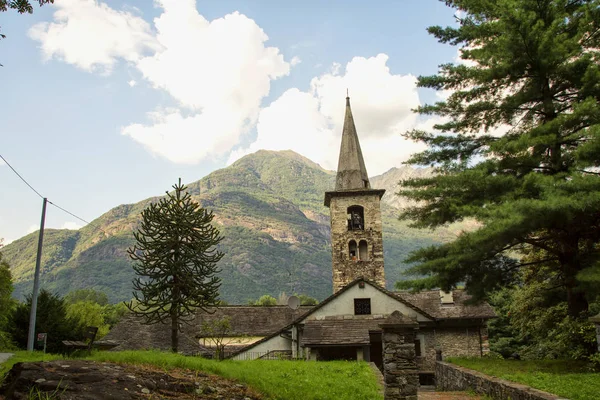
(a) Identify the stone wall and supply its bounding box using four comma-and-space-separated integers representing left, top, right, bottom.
382, 328, 418, 400
329, 193, 385, 292
435, 361, 563, 400
418, 327, 484, 371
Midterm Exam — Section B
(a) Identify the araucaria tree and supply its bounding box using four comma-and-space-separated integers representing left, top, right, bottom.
398, 0, 600, 321
128, 179, 224, 352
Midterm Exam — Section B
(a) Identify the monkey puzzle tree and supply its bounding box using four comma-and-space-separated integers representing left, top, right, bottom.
398, 0, 600, 322
127, 179, 224, 353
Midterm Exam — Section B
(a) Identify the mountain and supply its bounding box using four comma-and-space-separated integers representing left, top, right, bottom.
2, 150, 456, 304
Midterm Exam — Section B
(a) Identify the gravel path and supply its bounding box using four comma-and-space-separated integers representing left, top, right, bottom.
0, 353, 13, 364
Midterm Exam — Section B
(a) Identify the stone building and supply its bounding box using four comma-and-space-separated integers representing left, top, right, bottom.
325, 96, 386, 292
104, 96, 495, 382
228, 96, 495, 380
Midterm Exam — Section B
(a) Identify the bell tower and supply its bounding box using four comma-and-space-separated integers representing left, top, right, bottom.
325, 96, 386, 293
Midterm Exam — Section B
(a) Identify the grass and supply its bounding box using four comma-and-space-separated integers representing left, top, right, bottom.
449, 357, 600, 400
86, 350, 382, 400
0, 350, 382, 400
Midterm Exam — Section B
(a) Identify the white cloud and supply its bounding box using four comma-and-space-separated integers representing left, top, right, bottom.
123, 1, 290, 163
123, 106, 249, 164
128, 79, 137, 87
28, 0, 160, 73
228, 88, 337, 167
290, 56, 301, 66
229, 54, 425, 175
62, 221, 83, 230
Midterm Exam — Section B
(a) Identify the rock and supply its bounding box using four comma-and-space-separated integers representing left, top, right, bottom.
0, 359, 263, 399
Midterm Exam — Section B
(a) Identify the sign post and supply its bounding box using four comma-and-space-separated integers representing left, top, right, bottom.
36, 333, 47, 353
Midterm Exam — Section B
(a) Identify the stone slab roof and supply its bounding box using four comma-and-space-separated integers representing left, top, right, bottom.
102, 314, 207, 355
103, 306, 311, 354
394, 290, 496, 320
194, 306, 311, 337
301, 316, 386, 346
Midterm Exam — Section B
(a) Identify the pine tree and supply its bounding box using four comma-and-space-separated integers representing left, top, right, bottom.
398, 0, 600, 319
127, 179, 223, 352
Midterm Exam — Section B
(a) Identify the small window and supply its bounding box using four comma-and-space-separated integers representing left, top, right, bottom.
354, 298, 371, 315
347, 206, 364, 231
349, 240, 357, 261
414, 339, 422, 357
358, 240, 368, 261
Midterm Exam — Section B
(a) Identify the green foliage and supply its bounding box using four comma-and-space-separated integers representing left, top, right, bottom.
398, 0, 600, 328
296, 294, 319, 306
487, 288, 525, 358
0, 243, 16, 349
64, 289, 108, 306
449, 357, 600, 400
200, 316, 231, 360
127, 179, 224, 353
62, 289, 127, 339
85, 350, 383, 400
9, 289, 78, 353
487, 282, 600, 360
250, 295, 278, 306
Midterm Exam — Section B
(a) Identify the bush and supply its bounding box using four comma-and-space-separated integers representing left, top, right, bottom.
9, 289, 79, 353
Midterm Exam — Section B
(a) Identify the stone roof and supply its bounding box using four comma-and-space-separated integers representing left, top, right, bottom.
334, 96, 370, 191
102, 314, 207, 355
103, 306, 311, 355
394, 290, 496, 320
301, 316, 386, 346
194, 306, 311, 337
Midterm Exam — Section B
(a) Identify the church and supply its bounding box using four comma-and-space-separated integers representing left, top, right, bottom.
104, 96, 495, 379
225, 96, 494, 373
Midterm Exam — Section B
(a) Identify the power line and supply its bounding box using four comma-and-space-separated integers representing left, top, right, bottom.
47, 200, 107, 235
0, 154, 44, 199
1, 153, 107, 236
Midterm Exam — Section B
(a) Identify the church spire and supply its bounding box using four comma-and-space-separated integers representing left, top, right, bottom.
335, 96, 370, 191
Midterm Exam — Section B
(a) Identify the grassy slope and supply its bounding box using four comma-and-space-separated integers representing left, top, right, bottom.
0, 350, 382, 400
449, 358, 600, 400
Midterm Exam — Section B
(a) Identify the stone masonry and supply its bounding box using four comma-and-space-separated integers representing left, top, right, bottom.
328, 192, 386, 292
325, 96, 387, 293
436, 361, 564, 400
418, 327, 485, 371
380, 311, 419, 400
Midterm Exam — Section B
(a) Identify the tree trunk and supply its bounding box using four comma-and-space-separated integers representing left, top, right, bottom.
564, 254, 588, 318
566, 285, 589, 318
171, 305, 178, 353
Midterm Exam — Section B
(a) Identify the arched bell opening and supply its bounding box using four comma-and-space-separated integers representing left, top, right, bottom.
358, 240, 368, 261
349, 240, 358, 261
347, 205, 364, 231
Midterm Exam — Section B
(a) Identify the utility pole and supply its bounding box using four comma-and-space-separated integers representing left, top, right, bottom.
27, 197, 47, 351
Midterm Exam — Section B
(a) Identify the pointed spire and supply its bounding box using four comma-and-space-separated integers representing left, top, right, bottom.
335, 96, 370, 191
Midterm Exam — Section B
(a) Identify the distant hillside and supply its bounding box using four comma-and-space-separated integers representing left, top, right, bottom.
3, 150, 458, 304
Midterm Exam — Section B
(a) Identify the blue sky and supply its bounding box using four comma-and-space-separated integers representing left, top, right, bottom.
1, 0, 459, 243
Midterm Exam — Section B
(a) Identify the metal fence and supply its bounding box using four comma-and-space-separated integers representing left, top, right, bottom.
230, 350, 293, 361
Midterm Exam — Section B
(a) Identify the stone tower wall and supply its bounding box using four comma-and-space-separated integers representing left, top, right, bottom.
329, 193, 385, 292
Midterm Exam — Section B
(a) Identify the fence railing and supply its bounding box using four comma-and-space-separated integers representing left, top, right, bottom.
230, 350, 293, 361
